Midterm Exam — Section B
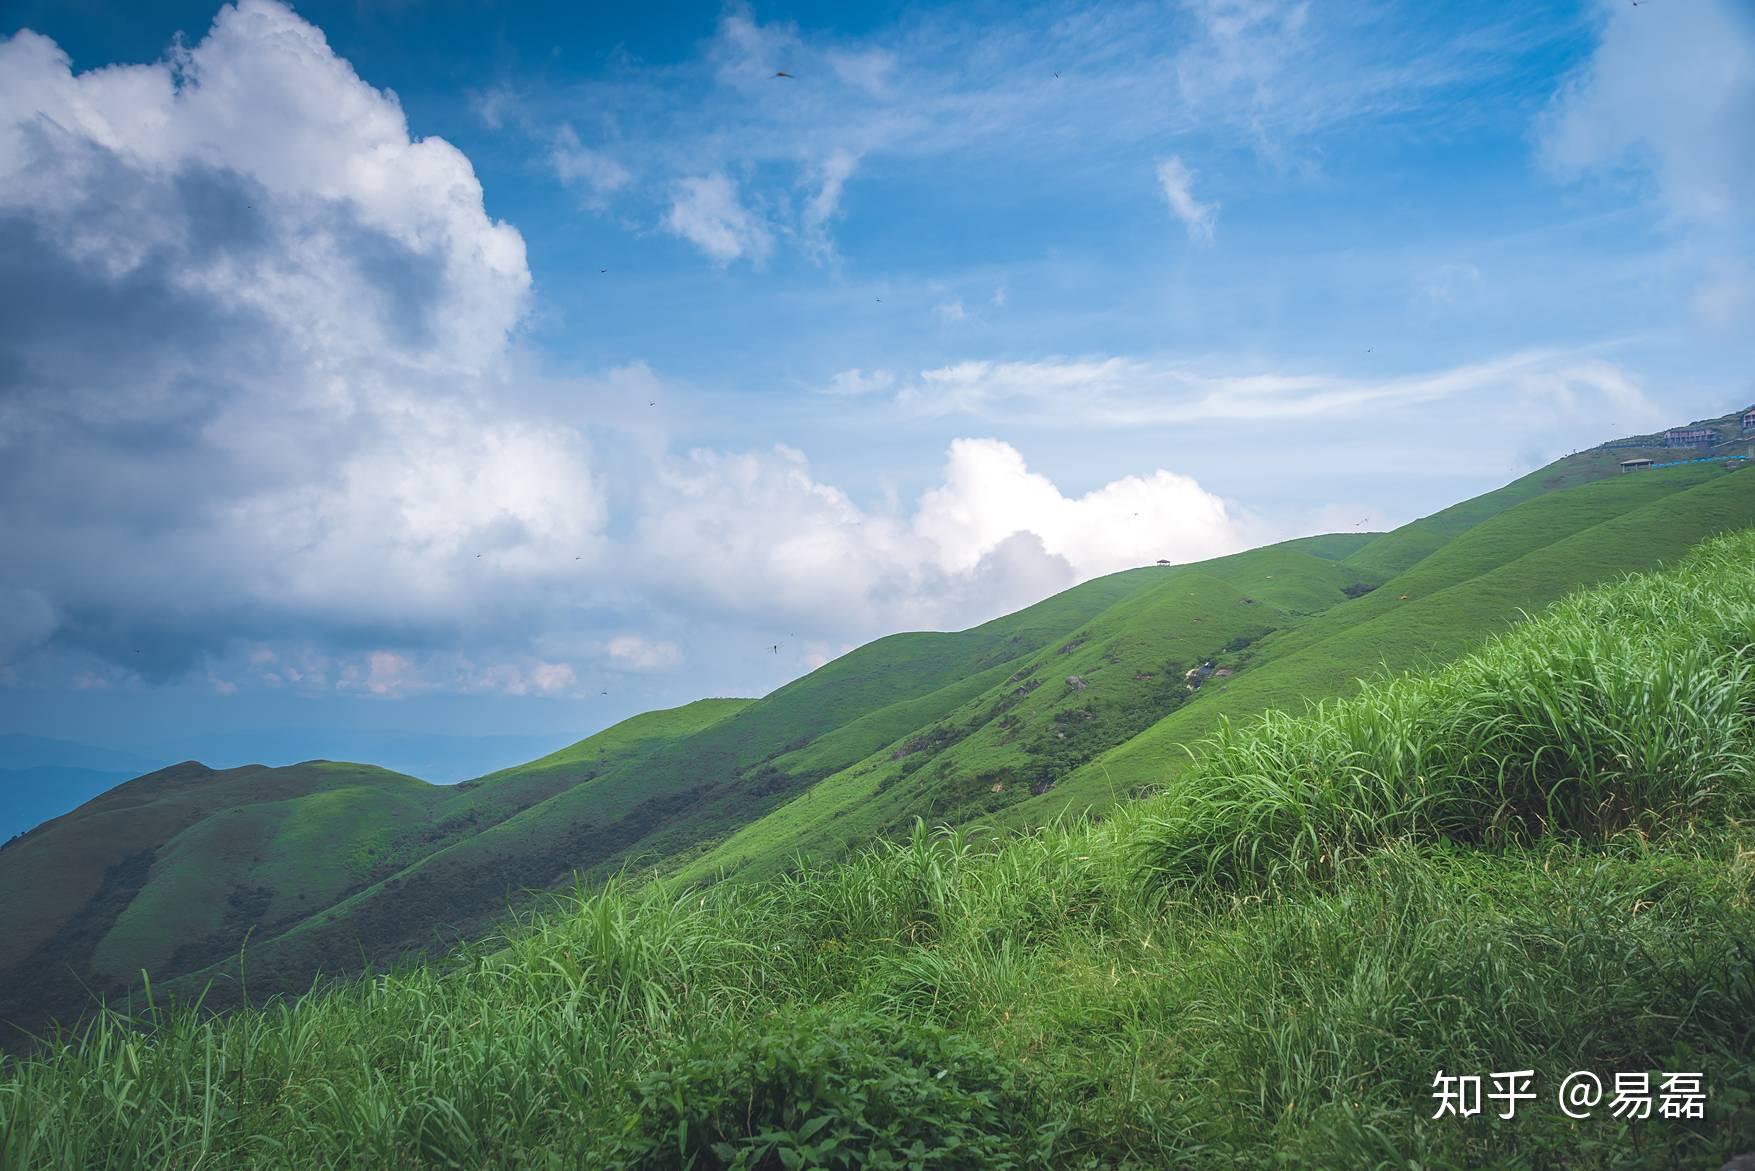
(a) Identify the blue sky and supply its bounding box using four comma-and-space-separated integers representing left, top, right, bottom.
1, 0, 1752, 774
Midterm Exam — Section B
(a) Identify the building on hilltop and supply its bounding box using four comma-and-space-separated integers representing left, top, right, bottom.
1665, 427, 1718, 448
1742, 408, 1755, 432
1619, 458, 1654, 473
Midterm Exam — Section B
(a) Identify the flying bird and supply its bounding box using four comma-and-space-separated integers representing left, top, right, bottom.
771, 643, 781, 654
774, 70, 795, 79
1053, 72, 1060, 78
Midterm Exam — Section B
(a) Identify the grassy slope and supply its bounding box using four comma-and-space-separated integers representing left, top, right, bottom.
683, 462, 1750, 880
89, 702, 759, 985
0, 702, 750, 1041
1337, 447, 1633, 579
156, 574, 1167, 1007
1340, 403, 1751, 578
675, 543, 1383, 883
91, 775, 436, 980
0, 762, 431, 969
7, 530, 1751, 1170
1027, 461, 1754, 814
0, 761, 434, 1043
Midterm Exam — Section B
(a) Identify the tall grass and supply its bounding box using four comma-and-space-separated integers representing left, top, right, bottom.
3, 532, 1754, 1168
1134, 531, 1755, 893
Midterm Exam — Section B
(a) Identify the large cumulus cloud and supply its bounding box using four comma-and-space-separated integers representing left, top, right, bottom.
633, 439, 1249, 638
0, 1, 597, 679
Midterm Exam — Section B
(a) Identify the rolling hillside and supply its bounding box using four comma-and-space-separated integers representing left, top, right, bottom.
0, 700, 752, 1043
4, 418, 1753, 1045
675, 457, 1754, 882
6, 527, 1752, 1169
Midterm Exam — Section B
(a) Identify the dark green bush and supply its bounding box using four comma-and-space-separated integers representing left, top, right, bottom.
605, 1007, 1056, 1170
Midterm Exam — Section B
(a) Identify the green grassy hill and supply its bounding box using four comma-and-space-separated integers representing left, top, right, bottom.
150, 574, 1185, 1009
675, 459, 1754, 881
5, 424, 1752, 1048
0, 565, 1174, 1031
0, 701, 751, 1042
0, 760, 434, 1041
1024, 458, 1755, 814
5, 528, 1751, 1170
673, 540, 1381, 883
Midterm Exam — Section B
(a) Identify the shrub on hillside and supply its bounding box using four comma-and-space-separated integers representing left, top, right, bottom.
603, 1007, 1059, 1170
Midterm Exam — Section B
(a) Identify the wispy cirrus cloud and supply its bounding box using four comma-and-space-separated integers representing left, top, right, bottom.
887, 348, 1662, 428
472, 1, 1541, 265
1155, 155, 1218, 243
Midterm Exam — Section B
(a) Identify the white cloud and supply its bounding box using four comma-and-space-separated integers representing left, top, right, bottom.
471, 84, 516, 131
891, 348, 1660, 429
991, 287, 1007, 309
0, 7, 530, 375
828, 48, 898, 96
707, 7, 803, 88
802, 148, 858, 260
663, 173, 773, 265
606, 634, 683, 672
1176, 0, 1311, 146
550, 124, 632, 203
933, 299, 967, 323
1541, 0, 1755, 227
360, 651, 417, 698
0, 1, 605, 691
498, 0, 1508, 265
1155, 156, 1218, 243
632, 439, 1251, 636
913, 439, 1242, 578
326, 651, 586, 698
819, 368, 896, 397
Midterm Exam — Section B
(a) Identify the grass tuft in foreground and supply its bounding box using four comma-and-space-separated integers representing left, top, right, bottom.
1133, 531, 1755, 894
